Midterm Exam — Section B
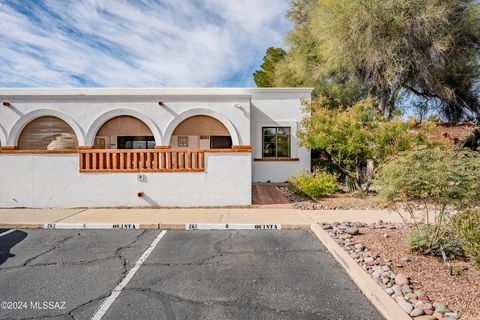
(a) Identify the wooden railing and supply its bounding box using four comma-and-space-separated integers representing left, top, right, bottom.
79, 149, 205, 173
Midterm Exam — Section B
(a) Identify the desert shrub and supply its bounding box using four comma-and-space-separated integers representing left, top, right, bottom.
451, 209, 480, 268
375, 147, 480, 255
289, 170, 340, 198
406, 226, 463, 259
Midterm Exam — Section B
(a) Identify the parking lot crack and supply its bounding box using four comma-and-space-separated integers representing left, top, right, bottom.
126, 287, 323, 317
21, 235, 75, 267
144, 252, 225, 267
113, 230, 148, 275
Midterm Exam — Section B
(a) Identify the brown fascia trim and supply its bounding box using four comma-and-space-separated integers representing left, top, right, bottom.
254, 157, 300, 161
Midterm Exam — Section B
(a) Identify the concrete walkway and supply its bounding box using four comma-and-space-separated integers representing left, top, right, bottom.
0, 207, 402, 229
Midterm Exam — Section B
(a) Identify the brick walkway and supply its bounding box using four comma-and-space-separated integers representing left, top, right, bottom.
252, 184, 292, 208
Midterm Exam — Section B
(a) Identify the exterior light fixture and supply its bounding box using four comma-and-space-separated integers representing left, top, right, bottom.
234, 104, 241, 109
3, 101, 11, 107
158, 101, 164, 107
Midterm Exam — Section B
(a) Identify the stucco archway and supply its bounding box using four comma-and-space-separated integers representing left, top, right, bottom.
85, 109, 162, 146
0, 125, 6, 146
163, 108, 240, 146
7, 109, 85, 146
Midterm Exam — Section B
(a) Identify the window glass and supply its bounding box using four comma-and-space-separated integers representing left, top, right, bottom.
147, 141, 156, 149
117, 136, 155, 149
262, 127, 291, 158
263, 128, 277, 136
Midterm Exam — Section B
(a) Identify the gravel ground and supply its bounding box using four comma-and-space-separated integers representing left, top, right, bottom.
278, 186, 382, 210
355, 228, 480, 320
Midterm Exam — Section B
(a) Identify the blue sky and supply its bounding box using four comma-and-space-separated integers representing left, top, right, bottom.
0, 0, 291, 87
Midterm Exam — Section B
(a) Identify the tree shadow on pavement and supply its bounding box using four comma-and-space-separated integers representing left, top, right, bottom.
0, 229, 27, 265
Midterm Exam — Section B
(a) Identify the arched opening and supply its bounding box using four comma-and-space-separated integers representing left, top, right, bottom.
18, 116, 79, 150
93, 116, 155, 149
170, 115, 232, 149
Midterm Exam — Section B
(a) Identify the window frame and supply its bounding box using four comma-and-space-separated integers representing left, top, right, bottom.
261, 127, 291, 158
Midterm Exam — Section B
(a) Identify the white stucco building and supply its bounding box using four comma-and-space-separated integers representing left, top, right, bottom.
0, 88, 312, 208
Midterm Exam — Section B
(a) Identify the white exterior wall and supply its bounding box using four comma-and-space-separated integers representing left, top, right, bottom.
251, 91, 311, 182
0, 88, 312, 207
0, 153, 251, 208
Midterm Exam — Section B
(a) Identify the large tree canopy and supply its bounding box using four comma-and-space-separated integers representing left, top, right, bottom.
257, 0, 480, 120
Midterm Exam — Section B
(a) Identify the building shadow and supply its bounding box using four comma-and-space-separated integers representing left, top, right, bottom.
0, 229, 28, 266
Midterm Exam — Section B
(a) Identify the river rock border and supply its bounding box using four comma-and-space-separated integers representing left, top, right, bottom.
321, 221, 460, 320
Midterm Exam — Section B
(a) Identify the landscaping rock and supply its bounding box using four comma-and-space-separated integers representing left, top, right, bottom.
421, 303, 433, 311
395, 274, 409, 286
398, 300, 414, 314
411, 308, 425, 317
402, 285, 413, 294
354, 243, 365, 250
372, 270, 382, 279
405, 292, 417, 300
323, 221, 462, 320
346, 227, 360, 235
434, 303, 447, 313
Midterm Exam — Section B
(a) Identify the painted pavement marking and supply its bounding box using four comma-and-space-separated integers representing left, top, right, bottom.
0, 228, 16, 238
90, 230, 167, 320
43, 224, 140, 230
185, 223, 281, 230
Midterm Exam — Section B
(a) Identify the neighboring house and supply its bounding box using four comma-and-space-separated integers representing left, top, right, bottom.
0, 88, 312, 208
434, 122, 479, 149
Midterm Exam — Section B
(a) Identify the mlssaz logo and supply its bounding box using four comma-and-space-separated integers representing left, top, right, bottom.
113, 224, 137, 230
255, 224, 279, 229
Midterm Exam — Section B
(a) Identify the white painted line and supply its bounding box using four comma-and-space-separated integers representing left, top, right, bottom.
43, 223, 140, 230
185, 223, 281, 230
91, 230, 167, 320
0, 228, 16, 238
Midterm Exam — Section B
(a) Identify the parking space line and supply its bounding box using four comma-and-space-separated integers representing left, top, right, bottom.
0, 228, 16, 238
90, 230, 167, 320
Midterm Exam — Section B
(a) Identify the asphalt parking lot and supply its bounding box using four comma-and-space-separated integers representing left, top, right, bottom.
0, 228, 383, 320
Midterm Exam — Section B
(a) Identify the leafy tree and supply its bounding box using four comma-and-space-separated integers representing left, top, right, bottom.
297, 98, 432, 192
253, 47, 286, 87
273, 0, 366, 106
271, 0, 480, 120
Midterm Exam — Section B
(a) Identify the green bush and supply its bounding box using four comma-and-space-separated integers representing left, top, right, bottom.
406, 226, 463, 259
289, 170, 340, 198
451, 209, 480, 268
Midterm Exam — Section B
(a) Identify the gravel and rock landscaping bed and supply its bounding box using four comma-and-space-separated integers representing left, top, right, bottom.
278, 185, 382, 210
321, 221, 480, 320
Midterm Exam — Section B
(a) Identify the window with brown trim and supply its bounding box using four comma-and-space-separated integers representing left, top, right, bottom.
262, 127, 291, 158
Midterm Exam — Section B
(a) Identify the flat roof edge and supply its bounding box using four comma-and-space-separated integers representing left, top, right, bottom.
0, 87, 314, 97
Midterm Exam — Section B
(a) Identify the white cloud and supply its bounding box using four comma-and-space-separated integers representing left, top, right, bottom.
0, 0, 290, 87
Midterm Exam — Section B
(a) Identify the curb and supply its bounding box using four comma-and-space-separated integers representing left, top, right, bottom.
0, 223, 43, 229
309, 223, 411, 320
